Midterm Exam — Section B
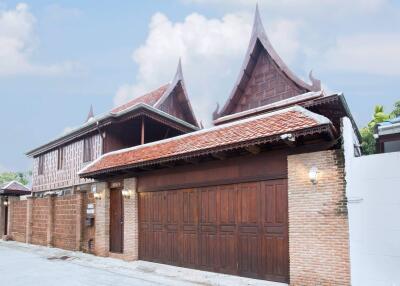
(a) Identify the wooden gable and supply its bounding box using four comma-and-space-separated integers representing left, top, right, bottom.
155, 60, 199, 127
216, 5, 321, 120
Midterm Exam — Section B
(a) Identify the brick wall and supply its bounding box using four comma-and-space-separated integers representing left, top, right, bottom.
94, 182, 110, 257
31, 198, 49, 246
53, 195, 78, 250
81, 191, 95, 253
288, 149, 350, 286
120, 178, 138, 260
9, 200, 27, 242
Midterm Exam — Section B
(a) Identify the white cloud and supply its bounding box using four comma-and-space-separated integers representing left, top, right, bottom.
0, 3, 80, 76
321, 33, 400, 76
184, 0, 387, 14
115, 12, 301, 124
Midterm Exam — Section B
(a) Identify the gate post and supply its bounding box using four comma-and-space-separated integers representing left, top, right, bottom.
94, 182, 110, 257
75, 190, 84, 251
26, 196, 34, 244
122, 177, 138, 261
46, 194, 56, 247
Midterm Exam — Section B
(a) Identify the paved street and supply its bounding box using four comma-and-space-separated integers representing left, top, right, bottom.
0, 241, 285, 286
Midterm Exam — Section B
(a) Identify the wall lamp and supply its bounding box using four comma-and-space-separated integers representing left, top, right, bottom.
122, 189, 132, 199
309, 166, 319, 185
3, 200, 8, 206
93, 192, 102, 200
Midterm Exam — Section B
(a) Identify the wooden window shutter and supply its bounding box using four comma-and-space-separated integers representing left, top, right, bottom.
57, 147, 64, 170
38, 156, 44, 175
83, 137, 94, 163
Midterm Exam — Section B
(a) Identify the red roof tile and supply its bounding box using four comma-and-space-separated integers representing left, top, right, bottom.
111, 84, 169, 113
80, 107, 332, 177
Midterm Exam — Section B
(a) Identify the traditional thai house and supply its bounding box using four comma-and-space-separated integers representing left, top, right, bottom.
26, 60, 199, 194
15, 6, 358, 285
77, 7, 357, 285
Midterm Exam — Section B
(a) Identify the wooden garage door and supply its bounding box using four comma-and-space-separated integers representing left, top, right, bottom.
139, 179, 289, 283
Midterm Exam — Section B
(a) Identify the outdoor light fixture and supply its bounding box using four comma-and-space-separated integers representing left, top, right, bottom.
122, 189, 132, 199
93, 192, 102, 200
3, 200, 8, 206
309, 166, 318, 185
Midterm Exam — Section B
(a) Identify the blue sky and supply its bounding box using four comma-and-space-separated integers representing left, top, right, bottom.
1, 0, 399, 172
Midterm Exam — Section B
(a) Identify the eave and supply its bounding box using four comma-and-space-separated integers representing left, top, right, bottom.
26, 103, 199, 157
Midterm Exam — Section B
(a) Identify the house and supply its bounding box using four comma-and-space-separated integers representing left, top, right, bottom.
375, 116, 400, 153
0, 181, 30, 238
77, 7, 357, 285
6, 5, 359, 286
26, 60, 199, 194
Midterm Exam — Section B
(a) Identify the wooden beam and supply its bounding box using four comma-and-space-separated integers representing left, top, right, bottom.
184, 157, 199, 165
245, 145, 261, 155
211, 152, 226, 160
141, 116, 145, 145
160, 161, 175, 168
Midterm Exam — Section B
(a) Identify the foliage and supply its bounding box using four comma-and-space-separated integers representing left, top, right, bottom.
360, 100, 400, 155
391, 101, 400, 118
0, 172, 30, 186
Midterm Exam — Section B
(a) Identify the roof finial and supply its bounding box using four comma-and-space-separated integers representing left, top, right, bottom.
253, 3, 266, 36
309, 70, 322, 91
174, 57, 184, 81
86, 104, 94, 123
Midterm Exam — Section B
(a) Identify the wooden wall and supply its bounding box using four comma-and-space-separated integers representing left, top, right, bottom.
32, 134, 102, 192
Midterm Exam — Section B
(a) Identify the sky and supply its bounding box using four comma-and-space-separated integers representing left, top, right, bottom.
1, 0, 399, 172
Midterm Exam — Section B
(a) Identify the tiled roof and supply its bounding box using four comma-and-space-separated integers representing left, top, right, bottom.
111, 84, 169, 113
80, 106, 333, 177
0, 181, 31, 195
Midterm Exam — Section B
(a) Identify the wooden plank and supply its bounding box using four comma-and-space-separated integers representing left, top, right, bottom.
138, 179, 289, 283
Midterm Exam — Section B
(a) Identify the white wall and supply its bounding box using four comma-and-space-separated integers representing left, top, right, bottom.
343, 117, 400, 286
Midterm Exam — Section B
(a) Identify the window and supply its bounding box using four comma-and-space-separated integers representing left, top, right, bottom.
57, 147, 65, 170
38, 156, 44, 175
83, 137, 94, 162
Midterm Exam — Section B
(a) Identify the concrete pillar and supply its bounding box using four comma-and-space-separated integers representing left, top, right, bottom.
46, 195, 55, 247
26, 197, 34, 244
75, 191, 84, 251
122, 178, 138, 261
94, 182, 110, 257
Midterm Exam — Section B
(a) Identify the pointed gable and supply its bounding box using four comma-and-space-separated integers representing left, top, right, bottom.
154, 59, 199, 127
111, 60, 199, 128
216, 5, 321, 119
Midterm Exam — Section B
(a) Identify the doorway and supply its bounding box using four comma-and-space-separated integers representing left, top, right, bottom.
110, 189, 123, 253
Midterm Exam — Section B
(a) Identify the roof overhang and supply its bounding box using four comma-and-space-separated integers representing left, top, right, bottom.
80, 106, 336, 179
26, 103, 199, 157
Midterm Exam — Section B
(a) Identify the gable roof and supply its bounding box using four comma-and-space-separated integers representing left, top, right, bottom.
111, 84, 169, 114
0, 181, 31, 196
26, 60, 199, 157
216, 5, 321, 119
79, 106, 335, 178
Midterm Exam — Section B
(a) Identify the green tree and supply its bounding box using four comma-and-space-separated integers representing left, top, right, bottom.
0, 172, 30, 186
391, 100, 400, 118
361, 101, 400, 155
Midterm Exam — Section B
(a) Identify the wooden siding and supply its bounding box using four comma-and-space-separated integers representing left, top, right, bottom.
32, 134, 102, 192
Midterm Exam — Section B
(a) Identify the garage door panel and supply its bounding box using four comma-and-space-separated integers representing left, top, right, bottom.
200, 233, 219, 269
182, 233, 199, 266
262, 235, 289, 282
219, 232, 237, 274
139, 179, 288, 283
239, 233, 260, 278
238, 182, 260, 224
219, 185, 237, 224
